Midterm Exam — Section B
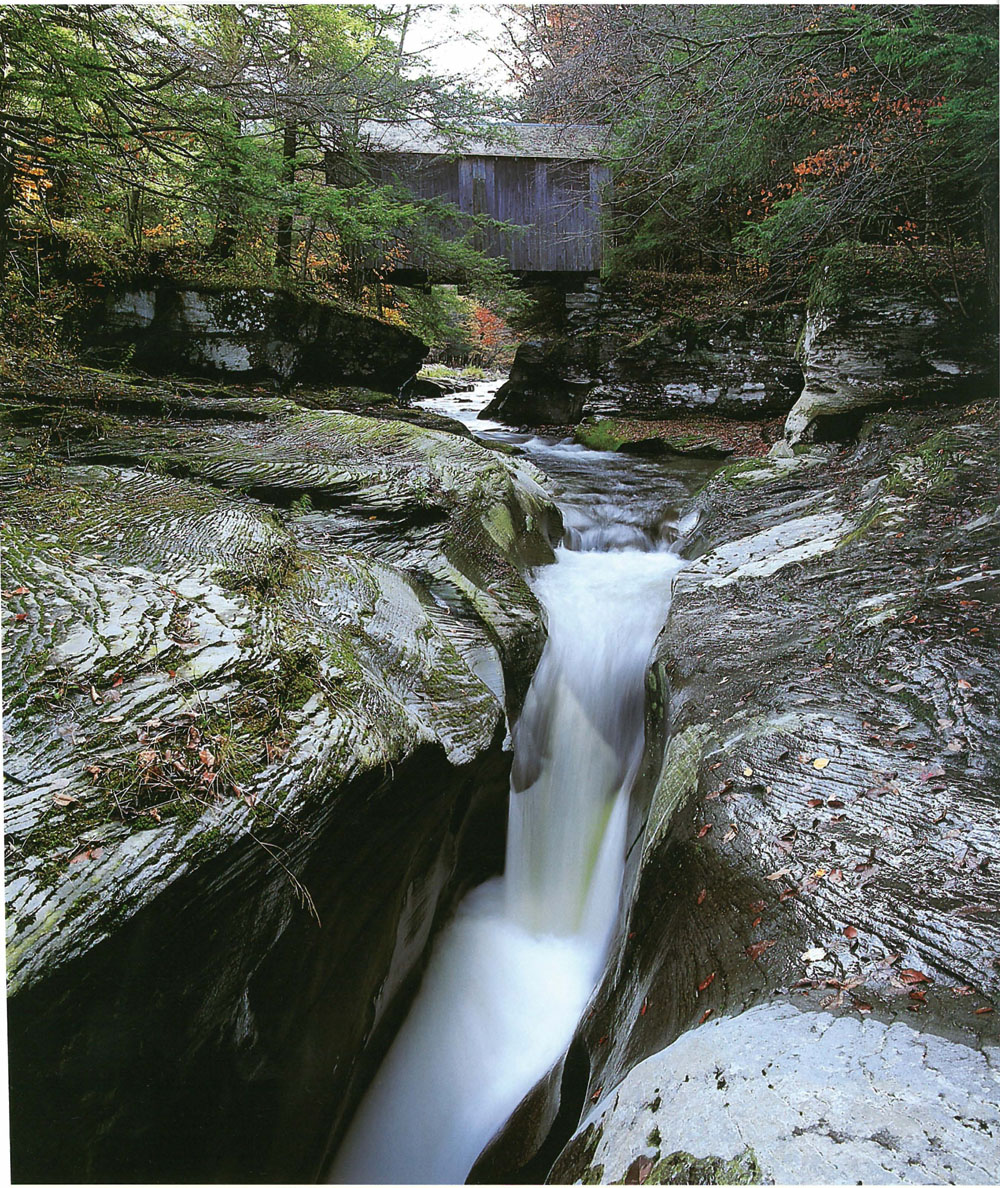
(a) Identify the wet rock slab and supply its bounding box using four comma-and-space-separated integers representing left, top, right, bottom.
555, 1001, 1000, 1185
1, 367, 560, 1182
548, 398, 999, 1185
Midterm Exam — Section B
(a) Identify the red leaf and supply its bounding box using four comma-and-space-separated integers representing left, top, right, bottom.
752, 915, 762, 928
698, 972, 716, 993
909, 989, 927, 1003
697, 823, 713, 838
827, 798, 845, 808
807, 798, 823, 808
640, 997, 648, 1017
779, 887, 799, 902
11, 586, 30, 595
975, 1006, 994, 1016
749, 900, 766, 913
746, 939, 776, 961
696, 888, 707, 905
844, 925, 858, 939
899, 968, 933, 984
13, 612, 27, 621
698, 1008, 713, 1025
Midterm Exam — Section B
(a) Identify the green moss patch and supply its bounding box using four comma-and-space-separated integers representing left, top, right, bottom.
575, 416, 781, 459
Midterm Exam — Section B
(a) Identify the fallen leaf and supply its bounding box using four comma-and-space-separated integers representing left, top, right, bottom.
853, 1000, 873, 1014
752, 915, 762, 927
697, 823, 713, 838
766, 867, 791, 881
746, 940, 776, 961
920, 766, 946, 782
802, 947, 827, 963
742, 765, 753, 777
779, 888, 799, 902
899, 968, 933, 985
698, 972, 716, 993
698, 1008, 714, 1024
909, 989, 927, 1003
623, 1155, 654, 1185
11, 586, 29, 595
696, 888, 707, 905
723, 825, 737, 842
52, 792, 78, 806
827, 798, 845, 808
957, 679, 972, 690
828, 868, 844, 882
975, 1006, 994, 1015
813, 757, 830, 770
749, 900, 766, 913
807, 797, 824, 808
844, 925, 858, 939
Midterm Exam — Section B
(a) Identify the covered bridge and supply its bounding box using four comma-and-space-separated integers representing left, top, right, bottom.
356, 120, 611, 274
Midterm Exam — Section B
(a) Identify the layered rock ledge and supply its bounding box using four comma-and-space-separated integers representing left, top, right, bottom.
2, 363, 559, 1182
548, 398, 1000, 1184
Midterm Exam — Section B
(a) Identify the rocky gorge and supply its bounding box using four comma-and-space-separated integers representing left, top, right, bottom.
3, 280, 998, 1186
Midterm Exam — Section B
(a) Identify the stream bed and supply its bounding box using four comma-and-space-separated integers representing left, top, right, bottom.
329, 384, 717, 1184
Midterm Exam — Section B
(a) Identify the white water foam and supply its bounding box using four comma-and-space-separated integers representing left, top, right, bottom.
330, 403, 685, 1185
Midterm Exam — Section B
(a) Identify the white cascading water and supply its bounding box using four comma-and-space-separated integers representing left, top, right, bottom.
329, 389, 687, 1185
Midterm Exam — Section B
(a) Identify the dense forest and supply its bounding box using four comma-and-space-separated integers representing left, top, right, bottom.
1, 3, 996, 365
509, 4, 997, 302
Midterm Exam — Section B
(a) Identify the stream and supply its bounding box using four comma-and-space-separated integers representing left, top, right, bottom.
329, 383, 715, 1184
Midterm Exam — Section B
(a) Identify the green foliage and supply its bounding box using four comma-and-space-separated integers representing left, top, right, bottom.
520, 5, 997, 307
0, 3, 522, 337
394, 287, 477, 360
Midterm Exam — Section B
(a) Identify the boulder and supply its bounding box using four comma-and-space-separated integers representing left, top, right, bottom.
1, 367, 560, 1182
783, 299, 997, 444
554, 1002, 1000, 1185
482, 340, 595, 425
90, 285, 427, 391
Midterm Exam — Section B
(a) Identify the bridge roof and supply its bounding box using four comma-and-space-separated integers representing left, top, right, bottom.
359, 119, 609, 161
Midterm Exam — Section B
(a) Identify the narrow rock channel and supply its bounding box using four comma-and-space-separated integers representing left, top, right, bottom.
328, 386, 716, 1182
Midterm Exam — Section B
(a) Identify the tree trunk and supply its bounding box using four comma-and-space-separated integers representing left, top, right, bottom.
983, 181, 999, 320
275, 117, 296, 270
0, 126, 14, 273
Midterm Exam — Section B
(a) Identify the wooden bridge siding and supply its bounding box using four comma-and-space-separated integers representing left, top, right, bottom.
365, 152, 608, 272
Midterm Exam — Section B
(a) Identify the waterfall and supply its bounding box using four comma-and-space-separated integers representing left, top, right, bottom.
329, 397, 689, 1185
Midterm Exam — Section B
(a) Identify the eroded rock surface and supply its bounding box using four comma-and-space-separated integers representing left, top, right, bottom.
783, 300, 996, 444
554, 1002, 1000, 1185
88, 285, 427, 390
549, 398, 999, 1184
2, 365, 558, 1182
